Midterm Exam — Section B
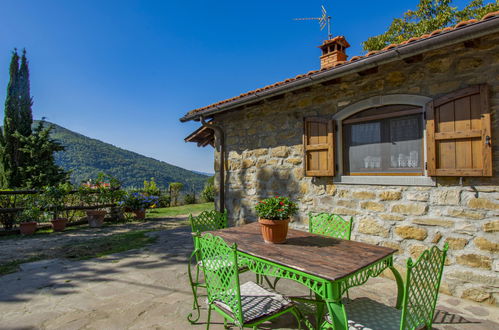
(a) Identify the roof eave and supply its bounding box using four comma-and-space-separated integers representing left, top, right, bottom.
180, 16, 499, 123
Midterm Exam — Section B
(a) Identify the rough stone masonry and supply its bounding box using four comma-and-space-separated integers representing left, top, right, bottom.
211, 32, 499, 305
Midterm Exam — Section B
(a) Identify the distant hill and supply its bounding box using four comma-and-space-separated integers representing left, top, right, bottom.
46, 122, 209, 191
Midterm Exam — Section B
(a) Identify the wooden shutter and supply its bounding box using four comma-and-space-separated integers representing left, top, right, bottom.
303, 117, 335, 176
426, 85, 492, 176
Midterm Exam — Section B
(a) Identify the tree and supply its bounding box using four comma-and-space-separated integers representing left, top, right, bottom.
0, 50, 22, 187
16, 120, 68, 188
362, 0, 499, 52
18, 49, 33, 137
201, 176, 215, 202
0, 50, 67, 188
169, 182, 183, 206
143, 177, 160, 196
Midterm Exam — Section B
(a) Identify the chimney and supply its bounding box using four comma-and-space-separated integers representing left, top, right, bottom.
319, 36, 350, 69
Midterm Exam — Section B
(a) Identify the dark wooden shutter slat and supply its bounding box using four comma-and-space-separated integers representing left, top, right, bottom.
426, 84, 492, 177
304, 117, 335, 177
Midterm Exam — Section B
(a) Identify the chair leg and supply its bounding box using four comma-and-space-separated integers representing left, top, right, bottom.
206, 305, 212, 330
187, 252, 201, 324
290, 307, 303, 330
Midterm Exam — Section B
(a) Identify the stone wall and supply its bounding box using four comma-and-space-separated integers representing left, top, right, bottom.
212, 32, 499, 305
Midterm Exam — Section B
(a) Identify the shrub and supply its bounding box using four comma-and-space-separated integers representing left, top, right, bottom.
120, 192, 159, 210
16, 196, 43, 224
157, 195, 171, 207
255, 196, 298, 220
42, 183, 72, 220
184, 193, 196, 205
201, 176, 215, 202
143, 178, 161, 196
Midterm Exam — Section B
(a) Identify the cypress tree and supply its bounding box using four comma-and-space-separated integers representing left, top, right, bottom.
1, 49, 66, 188
0, 50, 22, 188
18, 49, 33, 137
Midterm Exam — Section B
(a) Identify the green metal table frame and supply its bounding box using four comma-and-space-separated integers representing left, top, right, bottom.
237, 251, 404, 330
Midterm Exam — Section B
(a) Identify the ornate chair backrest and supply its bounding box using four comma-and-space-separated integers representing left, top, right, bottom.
190, 210, 228, 234
309, 213, 353, 240
400, 244, 448, 330
197, 233, 243, 326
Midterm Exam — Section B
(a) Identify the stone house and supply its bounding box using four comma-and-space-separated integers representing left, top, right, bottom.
181, 12, 499, 305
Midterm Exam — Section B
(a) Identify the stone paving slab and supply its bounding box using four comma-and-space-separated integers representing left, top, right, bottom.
0, 219, 498, 329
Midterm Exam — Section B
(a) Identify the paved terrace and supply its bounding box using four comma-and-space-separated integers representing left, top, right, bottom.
0, 217, 498, 329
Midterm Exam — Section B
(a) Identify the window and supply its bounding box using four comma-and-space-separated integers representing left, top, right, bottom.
343, 105, 424, 176
302, 86, 492, 180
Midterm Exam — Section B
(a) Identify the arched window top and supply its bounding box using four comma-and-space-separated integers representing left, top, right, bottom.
333, 94, 431, 121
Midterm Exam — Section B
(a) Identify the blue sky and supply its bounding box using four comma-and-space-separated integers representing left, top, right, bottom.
0, 0, 483, 173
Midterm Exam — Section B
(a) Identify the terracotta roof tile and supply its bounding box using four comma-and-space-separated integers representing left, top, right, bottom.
483, 10, 499, 19
184, 11, 499, 118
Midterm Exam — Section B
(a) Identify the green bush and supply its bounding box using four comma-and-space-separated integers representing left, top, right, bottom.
184, 193, 196, 205
157, 194, 171, 207
201, 176, 215, 202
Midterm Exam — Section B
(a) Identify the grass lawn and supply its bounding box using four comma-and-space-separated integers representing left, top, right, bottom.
147, 202, 214, 218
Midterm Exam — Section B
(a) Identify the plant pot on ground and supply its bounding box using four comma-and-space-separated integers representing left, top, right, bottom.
43, 184, 72, 232
86, 210, 107, 228
19, 221, 37, 235
51, 218, 68, 232
17, 197, 42, 235
132, 209, 146, 219
120, 192, 158, 220
255, 196, 298, 244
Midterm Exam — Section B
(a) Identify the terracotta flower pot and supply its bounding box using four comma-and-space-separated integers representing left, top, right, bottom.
133, 209, 146, 219
51, 218, 68, 232
258, 218, 289, 244
19, 222, 37, 235
86, 210, 107, 228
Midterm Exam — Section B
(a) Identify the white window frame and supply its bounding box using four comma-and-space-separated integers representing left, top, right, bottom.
333, 94, 436, 186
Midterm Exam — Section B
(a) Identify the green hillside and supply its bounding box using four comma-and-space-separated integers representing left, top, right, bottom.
48, 122, 209, 191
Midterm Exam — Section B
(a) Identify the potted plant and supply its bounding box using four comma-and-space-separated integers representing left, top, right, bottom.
43, 183, 71, 232
120, 192, 158, 219
255, 196, 298, 244
79, 174, 112, 228
17, 197, 42, 235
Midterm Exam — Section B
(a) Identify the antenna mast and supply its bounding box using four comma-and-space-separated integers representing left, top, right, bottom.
294, 5, 332, 39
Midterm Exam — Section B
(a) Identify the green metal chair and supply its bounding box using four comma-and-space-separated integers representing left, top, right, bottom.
323, 244, 449, 330
309, 212, 353, 240
190, 209, 228, 233
269, 213, 353, 293
196, 232, 303, 329
302, 212, 354, 323
188, 210, 228, 324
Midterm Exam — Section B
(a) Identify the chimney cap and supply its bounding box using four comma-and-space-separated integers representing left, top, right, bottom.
319, 36, 350, 49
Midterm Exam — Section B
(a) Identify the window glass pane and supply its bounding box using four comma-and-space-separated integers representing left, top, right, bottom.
389, 116, 422, 172
344, 110, 423, 175
347, 122, 382, 173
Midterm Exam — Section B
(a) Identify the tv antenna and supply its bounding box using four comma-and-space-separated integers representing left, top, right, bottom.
294, 5, 332, 39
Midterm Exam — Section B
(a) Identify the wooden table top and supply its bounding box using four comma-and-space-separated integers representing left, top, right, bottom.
208, 222, 396, 282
